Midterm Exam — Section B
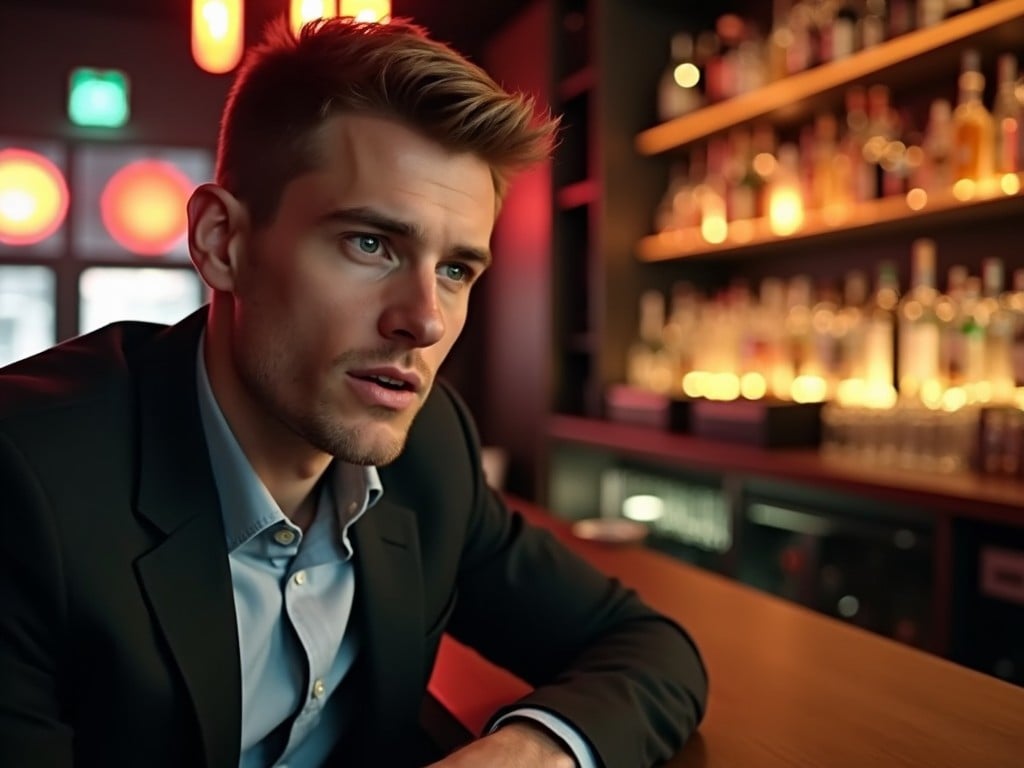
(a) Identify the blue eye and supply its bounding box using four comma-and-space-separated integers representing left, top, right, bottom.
440, 263, 472, 283
356, 235, 381, 254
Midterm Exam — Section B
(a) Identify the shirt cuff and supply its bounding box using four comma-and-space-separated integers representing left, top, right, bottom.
489, 707, 598, 768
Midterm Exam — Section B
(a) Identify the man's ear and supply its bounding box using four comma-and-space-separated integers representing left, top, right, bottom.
187, 183, 249, 292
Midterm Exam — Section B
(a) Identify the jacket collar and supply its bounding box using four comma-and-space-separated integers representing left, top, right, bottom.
132, 309, 243, 768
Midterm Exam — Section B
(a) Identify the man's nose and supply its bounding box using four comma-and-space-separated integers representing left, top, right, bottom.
378, 266, 445, 347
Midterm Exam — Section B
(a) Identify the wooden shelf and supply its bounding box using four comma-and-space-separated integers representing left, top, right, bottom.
635, 0, 1024, 156
636, 172, 1024, 262
548, 414, 1024, 527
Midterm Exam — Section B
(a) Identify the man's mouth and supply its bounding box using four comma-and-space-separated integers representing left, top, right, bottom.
357, 373, 413, 391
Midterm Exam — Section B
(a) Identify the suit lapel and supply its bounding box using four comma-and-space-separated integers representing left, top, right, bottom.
132, 311, 242, 768
350, 497, 425, 749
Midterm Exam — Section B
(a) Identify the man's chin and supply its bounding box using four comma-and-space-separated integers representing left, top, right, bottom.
331, 424, 409, 466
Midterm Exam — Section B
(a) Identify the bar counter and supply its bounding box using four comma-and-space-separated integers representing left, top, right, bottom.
427, 495, 1024, 768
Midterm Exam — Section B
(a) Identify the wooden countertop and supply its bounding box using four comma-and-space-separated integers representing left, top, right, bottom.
427, 495, 1024, 768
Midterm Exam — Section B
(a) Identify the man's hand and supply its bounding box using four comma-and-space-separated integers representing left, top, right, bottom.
426, 721, 577, 767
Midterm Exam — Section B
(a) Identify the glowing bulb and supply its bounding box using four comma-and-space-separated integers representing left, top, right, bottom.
192, 0, 243, 74
340, 0, 390, 22
952, 178, 976, 201
673, 63, 700, 88
291, 0, 336, 35
905, 187, 927, 210
769, 187, 804, 235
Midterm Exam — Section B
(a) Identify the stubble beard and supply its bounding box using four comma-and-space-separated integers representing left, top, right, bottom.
237, 342, 425, 467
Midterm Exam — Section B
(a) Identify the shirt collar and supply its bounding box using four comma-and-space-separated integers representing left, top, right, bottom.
194, 332, 382, 553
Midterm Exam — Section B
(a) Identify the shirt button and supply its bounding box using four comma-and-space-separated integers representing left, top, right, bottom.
312, 679, 326, 699
347, 501, 359, 515
274, 529, 296, 546
293, 570, 307, 586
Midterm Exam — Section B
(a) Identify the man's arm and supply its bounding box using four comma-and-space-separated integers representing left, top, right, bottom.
0, 432, 73, 767
440, 384, 708, 768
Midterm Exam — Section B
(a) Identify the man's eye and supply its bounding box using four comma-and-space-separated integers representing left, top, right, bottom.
440, 263, 473, 283
355, 235, 381, 254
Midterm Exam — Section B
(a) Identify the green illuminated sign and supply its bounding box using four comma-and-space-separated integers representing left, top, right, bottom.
68, 67, 130, 128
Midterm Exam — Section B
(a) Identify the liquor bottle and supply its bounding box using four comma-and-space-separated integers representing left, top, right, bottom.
917, 0, 945, 27
864, 260, 900, 407
957, 273, 990, 404
898, 238, 942, 404
751, 123, 779, 217
830, 271, 868, 407
829, 0, 861, 60
982, 258, 1015, 404
951, 49, 995, 183
841, 87, 875, 203
888, 0, 915, 37
662, 281, 701, 389
1010, 269, 1024, 389
699, 138, 729, 243
811, 279, 842, 398
859, 0, 887, 49
626, 290, 672, 393
767, 143, 805, 235
992, 53, 1023, 175
917, 99, 954, 193
812, 113, 842, 213
725, 127, 759, 222
938, 265, 968, 391
864, 85, 896, 199
657, 32, 704, 122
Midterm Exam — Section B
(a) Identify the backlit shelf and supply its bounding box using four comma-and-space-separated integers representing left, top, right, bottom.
635, 0, 1024, 156
636, 173, 1024, 262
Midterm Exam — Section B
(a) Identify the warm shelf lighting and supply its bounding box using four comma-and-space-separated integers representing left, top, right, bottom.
192, 0, 244, 74
291, 0, 337, 36
339, 0, 391, 23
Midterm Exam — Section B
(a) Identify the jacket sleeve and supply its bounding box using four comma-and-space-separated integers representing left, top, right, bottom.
438, 385, 709, 768
0, 432, 74, 767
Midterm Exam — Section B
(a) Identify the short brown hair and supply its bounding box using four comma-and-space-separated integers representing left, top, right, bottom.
216, 16, 557, 226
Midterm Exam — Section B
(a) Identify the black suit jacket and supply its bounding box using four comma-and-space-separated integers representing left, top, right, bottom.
0, 310, 707, 768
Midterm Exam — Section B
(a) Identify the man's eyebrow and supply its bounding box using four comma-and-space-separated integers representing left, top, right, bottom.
317, 206, 492, 269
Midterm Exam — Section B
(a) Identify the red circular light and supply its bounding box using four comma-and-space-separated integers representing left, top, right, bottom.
100, 159, 192, 256
0, 148, 69, 246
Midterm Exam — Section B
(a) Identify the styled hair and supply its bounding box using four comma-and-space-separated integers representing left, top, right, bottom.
216, 16, 558, 226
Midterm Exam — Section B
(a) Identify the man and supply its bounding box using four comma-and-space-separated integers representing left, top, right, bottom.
0, 16, 707, 768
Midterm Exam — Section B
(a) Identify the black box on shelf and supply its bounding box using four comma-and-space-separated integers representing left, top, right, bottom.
603, 385, 691, 432
690, 398, 823, 448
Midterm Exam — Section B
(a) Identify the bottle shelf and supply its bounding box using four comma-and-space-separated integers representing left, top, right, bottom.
548, 414, 1024, 527
636, 172, 1024, 262
635, 0, 1024, 156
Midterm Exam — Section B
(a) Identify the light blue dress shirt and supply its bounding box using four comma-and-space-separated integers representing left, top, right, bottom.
194, 340, 596, 767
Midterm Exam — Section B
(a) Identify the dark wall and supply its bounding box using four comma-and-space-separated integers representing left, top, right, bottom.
478, 0, 554, 498
0, 4, 230, 147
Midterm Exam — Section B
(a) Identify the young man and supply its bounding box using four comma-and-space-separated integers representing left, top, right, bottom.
0, 16, 707, 768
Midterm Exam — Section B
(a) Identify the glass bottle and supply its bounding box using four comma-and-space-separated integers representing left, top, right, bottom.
657, 32, 704, 122
992, 53, 1022, 175
982, 258, 1015, 404
898, 238, 942, 404
864, 260, 900, 407
627, 290, 672, 393
951, 49, 995, 184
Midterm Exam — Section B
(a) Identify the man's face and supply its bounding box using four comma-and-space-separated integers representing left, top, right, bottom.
228, 114, 495, 465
